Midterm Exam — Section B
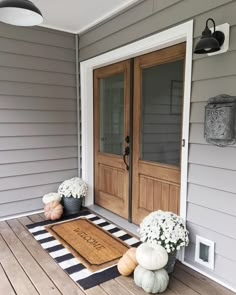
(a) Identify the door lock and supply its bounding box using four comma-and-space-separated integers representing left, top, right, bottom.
125, 136, 130, 144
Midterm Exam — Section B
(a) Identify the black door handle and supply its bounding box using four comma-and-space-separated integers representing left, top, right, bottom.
123, 146, 130, 171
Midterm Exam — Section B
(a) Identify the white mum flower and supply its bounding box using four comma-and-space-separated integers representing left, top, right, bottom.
138, 210, 189, 253
58, 177, 88, 199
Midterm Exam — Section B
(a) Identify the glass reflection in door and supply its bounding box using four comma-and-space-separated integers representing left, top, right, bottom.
99, 73, 124, 155
140, 59, 184, 166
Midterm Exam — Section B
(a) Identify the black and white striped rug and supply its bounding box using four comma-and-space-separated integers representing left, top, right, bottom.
26, 210, 140, 290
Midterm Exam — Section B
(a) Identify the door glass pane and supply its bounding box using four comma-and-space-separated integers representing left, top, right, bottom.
99, 73, 124, 155
140, 59, 184, 166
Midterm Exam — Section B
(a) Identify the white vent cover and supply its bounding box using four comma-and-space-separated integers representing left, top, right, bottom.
195, 235, 215, 270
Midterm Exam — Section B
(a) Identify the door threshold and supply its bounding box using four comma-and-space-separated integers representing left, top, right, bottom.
87, 205, 139, 237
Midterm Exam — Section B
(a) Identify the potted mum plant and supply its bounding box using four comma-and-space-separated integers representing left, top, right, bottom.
58, 177, 88, 215
138, 210, 189, 273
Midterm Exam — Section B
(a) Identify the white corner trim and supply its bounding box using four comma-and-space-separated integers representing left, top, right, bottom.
0, 210, 44, 222
208, 23, 230, 56
182, 261, 236, 293
80, 20, 194, 218
75, 34, 81, 177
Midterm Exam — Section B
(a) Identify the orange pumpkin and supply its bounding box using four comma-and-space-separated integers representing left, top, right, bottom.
44, 201, 63, 220
117, 248, 138, 276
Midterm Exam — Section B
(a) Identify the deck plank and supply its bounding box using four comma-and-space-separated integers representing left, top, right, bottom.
39, 213, 47, 220
29, 214, 45, 223
0, 234, 38, 295
101, 279, 132, 295
0, 220, 61, 295
0, 263, 16, 295
177, 263, 235, 295
8, 217, 85, 295
168, 276, 200, 295
85, 286, 109, 295
173, 264, 234, 295
116, 275, 177, 295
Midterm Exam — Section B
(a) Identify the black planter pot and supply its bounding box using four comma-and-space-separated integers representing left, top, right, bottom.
61, 196, 82, 216
165, 251, 177, 274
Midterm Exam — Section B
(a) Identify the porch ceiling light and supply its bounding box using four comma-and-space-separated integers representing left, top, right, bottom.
194, 18, 225, 54
0, 0, 43, 26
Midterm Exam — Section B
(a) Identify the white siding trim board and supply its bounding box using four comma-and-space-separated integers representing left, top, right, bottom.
0, 209, 44, 222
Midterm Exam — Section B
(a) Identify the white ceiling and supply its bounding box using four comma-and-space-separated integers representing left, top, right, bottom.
33, 0, 139, 34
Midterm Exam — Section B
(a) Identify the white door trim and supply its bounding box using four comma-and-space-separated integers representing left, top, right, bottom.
80, 20, 193, 223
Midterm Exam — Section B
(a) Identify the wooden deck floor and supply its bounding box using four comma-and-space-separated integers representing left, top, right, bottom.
0, 213, 234, 295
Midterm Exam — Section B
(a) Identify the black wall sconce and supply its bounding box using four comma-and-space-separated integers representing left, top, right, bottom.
194, 18, 225, 54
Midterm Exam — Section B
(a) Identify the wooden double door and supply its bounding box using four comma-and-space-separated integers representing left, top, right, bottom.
94, 43, 186, 224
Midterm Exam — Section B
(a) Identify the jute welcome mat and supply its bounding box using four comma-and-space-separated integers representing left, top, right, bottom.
26, 210, 140, 289
46, 218, 129, 272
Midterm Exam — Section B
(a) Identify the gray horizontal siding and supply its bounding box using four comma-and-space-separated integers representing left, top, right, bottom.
185, 242, 236, 287
0, 158, 78, 178
0, 198, 44, 218
192, 76, 236, 101
0, 96, 77, 111
0, 81, 76, 99
0, 110, 77, 123
0, 136, 77, 150
188, 164, 236, 194
189, 144, 236, 169
188, 183, 236, 217
78, 0, 236, 289
0, 123, 77, 136
0, 147, 77, 164
187, 222, 236, 262
0, 23, 75, 49
187, 203, 236, 240
0, 52, 75, 74
0, 36, 75, 62
0, 183, 62, 204
0, 169, 77, 192
79, 0, 232, 61
0, 67, 75, 87
192, 50, 236, 81
0, 24, 77, 217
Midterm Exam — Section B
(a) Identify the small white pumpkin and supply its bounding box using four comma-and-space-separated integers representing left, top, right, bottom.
136, 243, 168, 270
134, 265, 169, 293
43, 192, 61, 204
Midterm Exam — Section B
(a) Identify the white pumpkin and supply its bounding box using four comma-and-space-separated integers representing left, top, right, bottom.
134, 265, 169, 293
43, 192, 61, 204
136, 243, 168, 270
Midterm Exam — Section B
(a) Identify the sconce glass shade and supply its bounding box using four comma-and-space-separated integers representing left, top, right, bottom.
0, 0, 43, 26
194, 18, 225, 54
